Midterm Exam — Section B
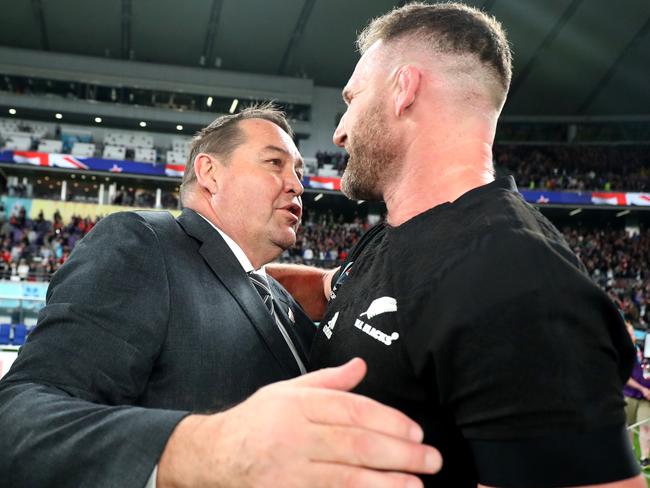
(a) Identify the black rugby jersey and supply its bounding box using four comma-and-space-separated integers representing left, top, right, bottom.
310, 177, 638, 487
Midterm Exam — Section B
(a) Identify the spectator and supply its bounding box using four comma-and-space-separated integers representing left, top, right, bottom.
624, 320, 650, 470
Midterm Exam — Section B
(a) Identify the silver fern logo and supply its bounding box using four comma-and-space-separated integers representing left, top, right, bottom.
359, 297, 397, 319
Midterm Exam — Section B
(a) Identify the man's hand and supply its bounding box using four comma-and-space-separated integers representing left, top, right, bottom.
158, 358, 441, 488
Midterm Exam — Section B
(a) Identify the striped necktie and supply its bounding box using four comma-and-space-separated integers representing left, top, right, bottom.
248, 270, 306, 374
248, 271, 275, 316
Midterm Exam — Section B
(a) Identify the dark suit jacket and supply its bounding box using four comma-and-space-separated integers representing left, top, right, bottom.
0, 208, 316, 488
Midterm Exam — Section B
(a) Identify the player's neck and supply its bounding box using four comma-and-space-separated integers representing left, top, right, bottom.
384, 140, 494, 227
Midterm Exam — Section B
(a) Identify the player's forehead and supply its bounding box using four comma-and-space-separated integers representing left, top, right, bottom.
353, 41, 390, 85
342, 44, 385, 102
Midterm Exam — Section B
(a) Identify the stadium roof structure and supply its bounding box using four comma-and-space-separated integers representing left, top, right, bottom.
0, 0, 648, 117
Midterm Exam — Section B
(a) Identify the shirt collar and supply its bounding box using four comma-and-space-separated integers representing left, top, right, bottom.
196, 212, 266, 276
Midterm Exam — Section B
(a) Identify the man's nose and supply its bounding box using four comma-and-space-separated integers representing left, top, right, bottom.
333, 115, 348, 148
286, 168, 304, 196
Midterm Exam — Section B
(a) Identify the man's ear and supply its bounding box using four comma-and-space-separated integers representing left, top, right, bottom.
193, 153, 220, 194
394, 65, 421, 117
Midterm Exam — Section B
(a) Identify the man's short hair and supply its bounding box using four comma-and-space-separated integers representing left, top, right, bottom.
358, 2, 512, 95
180, 103, 293, 203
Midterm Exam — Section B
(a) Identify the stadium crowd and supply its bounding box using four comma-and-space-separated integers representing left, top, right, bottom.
280, 209, 368, 264
494, 144, 650, 192
0, 205, 647, 329
564, 226, 650, 326
315, 145, 650, 193
0, 207, 94, 281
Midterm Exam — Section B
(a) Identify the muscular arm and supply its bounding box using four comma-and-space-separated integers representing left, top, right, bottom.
266, 263, 337, 321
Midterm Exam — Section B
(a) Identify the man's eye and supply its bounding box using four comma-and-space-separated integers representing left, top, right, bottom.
268, 159, 281, 166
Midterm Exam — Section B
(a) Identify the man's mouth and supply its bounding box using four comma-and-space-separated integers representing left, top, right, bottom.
280, 203, 302, 222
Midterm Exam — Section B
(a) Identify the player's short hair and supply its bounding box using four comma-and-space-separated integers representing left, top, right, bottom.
358, 2, 512, 96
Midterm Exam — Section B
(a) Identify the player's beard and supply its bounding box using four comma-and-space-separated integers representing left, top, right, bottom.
341, 99, 401, 202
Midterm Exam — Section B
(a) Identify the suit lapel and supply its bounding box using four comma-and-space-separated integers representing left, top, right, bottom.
177, 208, 300, 377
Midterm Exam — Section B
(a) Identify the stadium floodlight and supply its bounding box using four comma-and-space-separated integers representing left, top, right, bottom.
569, 208, 582, 216
176, 125, 183, 131
229, 99, 239, 114
206, 96, 213, 108
139, 121, 147, 128
8, 108, 16, 115
95, 117, 102, 123
314, 193, 323, 202
55, 113, 63, 120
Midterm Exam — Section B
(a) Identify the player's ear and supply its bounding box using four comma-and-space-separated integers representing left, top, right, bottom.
193, 153, 222, 194
394, 65, 421, 117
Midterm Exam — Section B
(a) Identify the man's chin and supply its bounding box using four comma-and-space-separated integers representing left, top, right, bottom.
272, 231, 297, 252
341, 174, 382, 201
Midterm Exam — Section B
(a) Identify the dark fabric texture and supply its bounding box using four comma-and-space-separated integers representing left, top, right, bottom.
0, 208, 315, 488
249, 271, 275, 315
310, 176, 637, 487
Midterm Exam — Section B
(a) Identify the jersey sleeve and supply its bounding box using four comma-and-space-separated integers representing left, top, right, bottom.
401, 228, 638, 486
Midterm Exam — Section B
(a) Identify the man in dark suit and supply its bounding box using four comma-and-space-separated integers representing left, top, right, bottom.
0, 106, 439, 488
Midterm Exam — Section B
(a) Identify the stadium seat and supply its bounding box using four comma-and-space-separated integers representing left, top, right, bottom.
30, 123, 49, 139
71, 142, 96, 158
37, 139, 63, 153
171, 138, 190, 155
104, 132, 154, 150
166, 150, 186, 165
4, 135, 32, 151
0, 120, 20, 135
103, 144, 127, 160
12, 324, 27, 346
0, 324, 11, 345
134, 147, 157, 163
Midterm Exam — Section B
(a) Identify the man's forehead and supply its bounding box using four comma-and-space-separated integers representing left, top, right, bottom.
231, 119, 301, 166
240, 118, 294, 146
239, 117, 285, 135
344, 40, 387, 94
